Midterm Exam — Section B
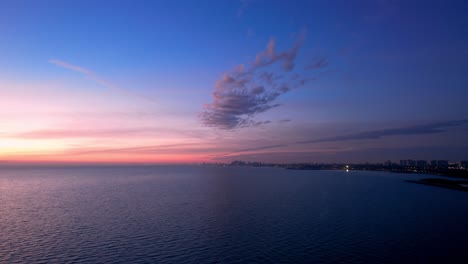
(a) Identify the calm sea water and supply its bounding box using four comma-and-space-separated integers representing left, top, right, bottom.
0, 165, 467, 263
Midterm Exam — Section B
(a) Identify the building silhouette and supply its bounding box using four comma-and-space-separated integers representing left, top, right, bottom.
437, 160, 449, 169
416, 160, 427, 168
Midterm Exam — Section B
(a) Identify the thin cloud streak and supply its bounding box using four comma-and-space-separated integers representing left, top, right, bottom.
236, 144, 289, 153
14, 127, 164, 139
216, 120, 468, 158
297, 120, 468, 144
49, 59, 156, 103
49, 59, 92, 75
64, 143, 205, 156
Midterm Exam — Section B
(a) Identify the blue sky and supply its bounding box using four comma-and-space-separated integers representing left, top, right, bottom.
1, 0, 467, 163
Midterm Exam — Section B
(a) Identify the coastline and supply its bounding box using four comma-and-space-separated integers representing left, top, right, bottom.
406, 178, 468, 192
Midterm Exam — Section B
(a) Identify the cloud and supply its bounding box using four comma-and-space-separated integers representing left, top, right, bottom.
49, 59, 92, 75
14, 127, 162, 139
64, 143, 204, 156
297, 120, 468, 144
200, 84, 282, 129
305, 56, 328, 70
213, 143, 290, 158
251, 120, 271, 127
253, 31, 305, 72
200, 30, 310, 130
213, 146, 468, 163
279, 119, 292, 123
236, 143, 289, 153
212, 119, 468, 159
49, 59, 155, 102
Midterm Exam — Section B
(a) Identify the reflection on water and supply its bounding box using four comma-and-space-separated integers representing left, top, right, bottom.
0, 166, 467, 263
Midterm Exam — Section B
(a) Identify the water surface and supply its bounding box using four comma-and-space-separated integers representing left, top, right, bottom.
0, 166, 467, 263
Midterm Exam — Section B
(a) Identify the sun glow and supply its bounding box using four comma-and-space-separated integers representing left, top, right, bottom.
0, 139, 66, 154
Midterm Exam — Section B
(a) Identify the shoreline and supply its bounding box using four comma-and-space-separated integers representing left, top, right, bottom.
406, 178, 468, 192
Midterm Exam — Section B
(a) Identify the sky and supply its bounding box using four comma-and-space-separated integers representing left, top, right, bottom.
0, 0, 467, 164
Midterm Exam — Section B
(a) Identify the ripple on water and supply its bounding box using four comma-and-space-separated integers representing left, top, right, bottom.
1, 166, 467, 263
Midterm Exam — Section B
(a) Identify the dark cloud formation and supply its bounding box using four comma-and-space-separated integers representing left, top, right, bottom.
252, 120, 271, 126
237, 120, 272, 128
297, 120, 468, 144
214, 143, 290, 158
201, 31, 312, 129
215, 146, 468, 164
200, 78, 283, 129
236, 144, 289, 153
212, 119, 468, 159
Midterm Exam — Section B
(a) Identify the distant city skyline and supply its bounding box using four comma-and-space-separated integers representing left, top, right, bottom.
1, 0, 468, 163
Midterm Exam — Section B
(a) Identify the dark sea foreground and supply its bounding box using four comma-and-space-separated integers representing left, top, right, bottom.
0, 166, 467, 264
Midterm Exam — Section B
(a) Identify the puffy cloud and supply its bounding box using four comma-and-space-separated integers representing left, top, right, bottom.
201, 31, 311, 130
200, 81, 282, 129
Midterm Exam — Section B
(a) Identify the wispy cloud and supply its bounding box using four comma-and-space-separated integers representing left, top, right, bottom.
236, 143, 289, 153
64, 143, 205, 156
49, 59, 155, 102
305, 56, 328, 70
200, 30, 314, 130
212, 143, 290, 159
14, 127, 161, 139
253, 33, 305, 71
49, 59, 92, 75
215, 119, 468, 158
297, 120, 468, 144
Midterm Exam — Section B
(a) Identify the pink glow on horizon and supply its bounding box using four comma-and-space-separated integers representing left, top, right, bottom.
0, 76, 223, 163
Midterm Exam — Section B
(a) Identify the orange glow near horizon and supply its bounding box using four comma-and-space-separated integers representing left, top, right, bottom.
0, 155, 209, 164
0, 136, 216, 164
0, 79, 221, 164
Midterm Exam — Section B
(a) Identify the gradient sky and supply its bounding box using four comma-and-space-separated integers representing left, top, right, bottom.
1, 0, 467, 164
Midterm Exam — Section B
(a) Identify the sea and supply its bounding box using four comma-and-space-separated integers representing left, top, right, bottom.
0, 165, 467, 263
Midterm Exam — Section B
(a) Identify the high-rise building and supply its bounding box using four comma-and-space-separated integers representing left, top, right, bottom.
408, 160, 416, 167
417, 160, 427, 168
437, 160, 449, 169
430, 160, 437, 167
460, 161, 468, 169
400, 160, 408, 167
